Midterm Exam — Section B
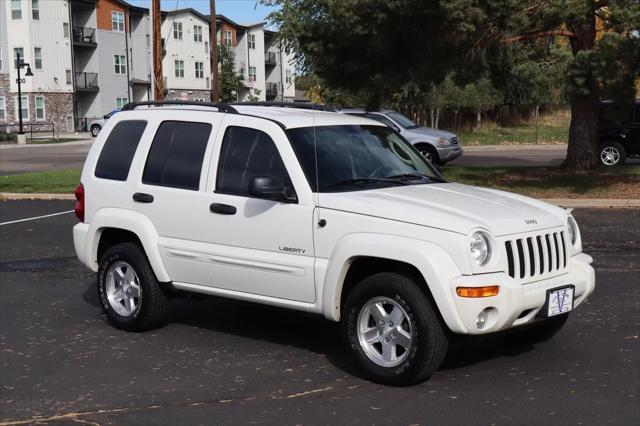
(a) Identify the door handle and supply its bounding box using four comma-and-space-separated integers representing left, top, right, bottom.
133, 192, 154, 203
210, 203, 236, 215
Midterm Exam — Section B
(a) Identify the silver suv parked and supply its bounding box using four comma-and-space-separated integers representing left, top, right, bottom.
338, 109, 463, 164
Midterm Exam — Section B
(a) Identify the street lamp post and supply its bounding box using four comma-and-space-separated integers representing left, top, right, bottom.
15, 52, 34, 136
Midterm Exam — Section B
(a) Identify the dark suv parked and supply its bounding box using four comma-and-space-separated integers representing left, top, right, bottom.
598, 100, 640, 166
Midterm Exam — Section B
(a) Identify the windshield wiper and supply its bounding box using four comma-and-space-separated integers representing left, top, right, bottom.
386, 172, 445, 183
322, 177, 410, 190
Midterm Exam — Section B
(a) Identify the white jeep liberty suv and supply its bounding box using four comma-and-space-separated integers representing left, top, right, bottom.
73, 101, 595, 386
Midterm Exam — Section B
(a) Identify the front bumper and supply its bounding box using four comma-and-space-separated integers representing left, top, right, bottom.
437, 145, 463, 162
448, 252, 595, 334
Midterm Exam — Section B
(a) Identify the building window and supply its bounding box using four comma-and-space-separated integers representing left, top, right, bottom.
195, 62, 204, 79
32, 0, 39, 20
35, 96, 45, 121
174, 60, 184, 78
206, 77, 210, 89
11, 0, 22, 20
205, 41, 209, 55
173, 22, 182, 40
15, 96, 29, 121
223, 30, 232, 47
194, 25, 202, 43
63, 22, 70, 38
285, 69, 292, 84
112, 11, 125, 32
114, 55, 126, 74
33, 47, 42, 69
66, 69, 72, 85
13, 47, 24, 69
146, 34, 150, 48
248, 34, 255, 49
0, 97, 5, 121
248, 66, 257, 81
115, 97, 128, 109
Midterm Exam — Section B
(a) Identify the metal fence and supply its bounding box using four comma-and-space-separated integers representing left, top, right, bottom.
0, 122, 55, 140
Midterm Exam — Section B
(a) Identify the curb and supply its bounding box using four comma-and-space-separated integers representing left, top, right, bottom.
541, 199, 640, 208
0, 193, 637, 208
462, 144, 567, 151
0, 139, 93, 149
0, 193, 75, 201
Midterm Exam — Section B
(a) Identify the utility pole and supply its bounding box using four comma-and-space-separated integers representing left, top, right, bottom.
152, 0, 163, 100
15, 53, 33, 136
209, 0, 220, 102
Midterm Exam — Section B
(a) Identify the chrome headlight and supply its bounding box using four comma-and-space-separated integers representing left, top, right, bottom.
567, 215, 579, 247
470, 231, 492, 266
436, 137, 449, 146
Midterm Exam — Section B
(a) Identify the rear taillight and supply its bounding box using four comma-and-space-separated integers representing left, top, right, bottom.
74, 183, 85, 222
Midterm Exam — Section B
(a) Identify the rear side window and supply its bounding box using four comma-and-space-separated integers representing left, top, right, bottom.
142, 121, 212, 190
95, 120, 147, 181
216, 126, 289, 197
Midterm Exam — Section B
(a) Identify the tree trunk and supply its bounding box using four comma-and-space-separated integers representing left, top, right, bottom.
476, 111, 481, 128
564, 92, 600, 169
435, 108, 440, 129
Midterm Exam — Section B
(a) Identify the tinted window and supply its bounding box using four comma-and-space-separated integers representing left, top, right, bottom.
216, 126, 290, 197
366, 114, 400, 130
95, 120, 147, 181
142, 121, 212, 190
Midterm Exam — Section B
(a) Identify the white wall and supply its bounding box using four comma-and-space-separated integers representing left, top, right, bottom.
5, 0, 73, 93
162, 11, 210, 91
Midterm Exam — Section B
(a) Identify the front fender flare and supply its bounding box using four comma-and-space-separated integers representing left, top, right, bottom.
320, 233, 466, 333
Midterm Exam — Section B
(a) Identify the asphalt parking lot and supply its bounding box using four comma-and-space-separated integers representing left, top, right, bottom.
0, 201, 638, 425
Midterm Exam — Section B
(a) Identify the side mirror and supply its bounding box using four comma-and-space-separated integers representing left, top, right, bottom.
103, 114, 109, 119
249, 176, 297, 203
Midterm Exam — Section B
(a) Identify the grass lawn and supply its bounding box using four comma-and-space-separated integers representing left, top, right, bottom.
0, 169, 81, 194
1, 166, 638, 200
459, 110, 569, 146
442, 165, 640, 199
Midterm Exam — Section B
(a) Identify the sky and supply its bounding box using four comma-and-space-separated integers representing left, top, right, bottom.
126, 0, 278, 26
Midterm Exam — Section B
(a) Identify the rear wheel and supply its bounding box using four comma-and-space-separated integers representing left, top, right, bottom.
416, 144, 439, 164
342, 272, 448, 386
599, 141, 626, 166
90, 125, 101, 137
97, 242, 170, 331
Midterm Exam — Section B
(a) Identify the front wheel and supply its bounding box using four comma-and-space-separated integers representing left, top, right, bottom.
599, 141, 626, 166
342, 272, 448, 386
415, 144, 439, 164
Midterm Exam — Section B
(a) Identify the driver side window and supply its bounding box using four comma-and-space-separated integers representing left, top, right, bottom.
216, 126, 291, 197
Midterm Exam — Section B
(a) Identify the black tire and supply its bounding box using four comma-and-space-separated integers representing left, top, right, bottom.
415, 144, 440, 165
90, 125, 101, 137
510, 314, 569, 345
97, 242, 169, 331
342, 272, 448, 386
598, 141, 626, 166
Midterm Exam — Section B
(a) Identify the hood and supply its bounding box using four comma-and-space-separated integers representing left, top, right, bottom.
404, 126, 457, 141
319, 183, 567, 237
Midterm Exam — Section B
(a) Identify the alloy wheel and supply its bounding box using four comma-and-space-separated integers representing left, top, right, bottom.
106, 261, 142, 317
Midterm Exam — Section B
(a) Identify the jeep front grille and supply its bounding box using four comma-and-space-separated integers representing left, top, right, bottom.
450, 137, 459, 145
505, 231, 568, 281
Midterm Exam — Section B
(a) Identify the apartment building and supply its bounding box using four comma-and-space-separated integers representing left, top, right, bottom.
0, 0, 295, 133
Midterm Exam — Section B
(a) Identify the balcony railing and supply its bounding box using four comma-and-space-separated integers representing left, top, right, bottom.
266, 82, 279, 98
72, 26, 97, 46
265, 51, 277, 66
75, 72, 99, 90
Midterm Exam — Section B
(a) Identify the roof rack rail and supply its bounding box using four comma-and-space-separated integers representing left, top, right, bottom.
230, 101, 335, 112
121, 101, 238, 113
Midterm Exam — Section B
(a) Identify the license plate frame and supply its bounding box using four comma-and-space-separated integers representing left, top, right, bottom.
541, 285, 575, 317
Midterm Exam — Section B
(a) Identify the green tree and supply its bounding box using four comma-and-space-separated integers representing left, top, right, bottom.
263, 0, 640, 169
218, 45, 244, 103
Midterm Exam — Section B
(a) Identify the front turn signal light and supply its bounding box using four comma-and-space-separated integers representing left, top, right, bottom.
456, 286, 500, 298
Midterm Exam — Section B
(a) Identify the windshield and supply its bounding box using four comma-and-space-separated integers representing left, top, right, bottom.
287, 125, 443, 192
386, 111, 418, 129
